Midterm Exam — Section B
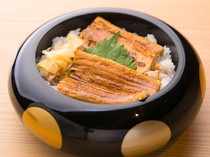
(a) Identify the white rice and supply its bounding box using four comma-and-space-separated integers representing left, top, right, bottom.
145, 34, 175, 89
145, 34, 157, 43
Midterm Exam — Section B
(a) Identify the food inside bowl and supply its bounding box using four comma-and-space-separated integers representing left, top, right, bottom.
37, 17, 175, 104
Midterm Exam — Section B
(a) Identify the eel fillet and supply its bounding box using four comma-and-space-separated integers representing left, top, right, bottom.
57, 77, 148, 104
79, 16, 164, 73
57, 50, 161, 104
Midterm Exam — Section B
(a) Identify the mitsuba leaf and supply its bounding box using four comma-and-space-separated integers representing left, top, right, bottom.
84, 32, 137, 70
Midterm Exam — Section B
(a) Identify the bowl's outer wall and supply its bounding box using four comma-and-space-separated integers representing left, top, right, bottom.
11, 12, 184, 129
8, 9, 204, 157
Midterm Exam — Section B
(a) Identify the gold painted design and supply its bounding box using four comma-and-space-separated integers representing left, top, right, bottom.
121, 120, 171, 157
199, 63, 206, 99
22, 107, 62, 149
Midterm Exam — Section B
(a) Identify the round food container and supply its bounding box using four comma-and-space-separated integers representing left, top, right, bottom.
8, 8, 205, 157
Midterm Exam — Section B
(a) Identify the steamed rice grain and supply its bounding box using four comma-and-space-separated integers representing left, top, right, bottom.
145, 35, 175, 89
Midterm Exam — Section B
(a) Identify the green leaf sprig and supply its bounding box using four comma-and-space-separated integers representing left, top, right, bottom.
84, 32, 137, 70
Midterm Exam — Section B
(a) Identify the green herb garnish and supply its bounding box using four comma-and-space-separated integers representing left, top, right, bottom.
84, 32, 137, 70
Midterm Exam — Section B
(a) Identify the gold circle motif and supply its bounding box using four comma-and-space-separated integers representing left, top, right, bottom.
199, 63, 206, 99
121, 120, 171, 157
22, 107, 62, 149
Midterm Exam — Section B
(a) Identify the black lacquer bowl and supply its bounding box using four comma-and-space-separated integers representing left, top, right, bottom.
8, 8, 206, 157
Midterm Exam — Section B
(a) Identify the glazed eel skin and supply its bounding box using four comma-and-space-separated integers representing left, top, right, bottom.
79, 17, 164, 73
57, 50, 161, 104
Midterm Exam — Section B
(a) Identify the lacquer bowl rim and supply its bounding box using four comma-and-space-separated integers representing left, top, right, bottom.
14, 7, 185, 112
